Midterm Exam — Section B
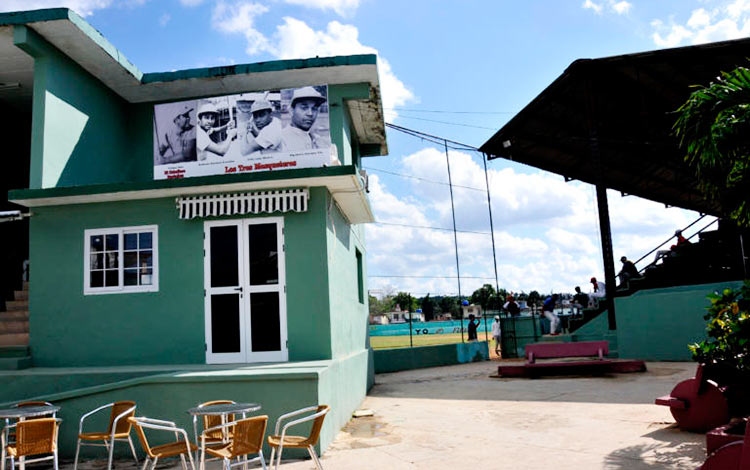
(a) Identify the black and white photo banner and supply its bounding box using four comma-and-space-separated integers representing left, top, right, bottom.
176, 189, 309, 219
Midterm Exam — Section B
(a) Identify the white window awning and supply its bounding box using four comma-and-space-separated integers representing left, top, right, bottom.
177, 189, 308, 220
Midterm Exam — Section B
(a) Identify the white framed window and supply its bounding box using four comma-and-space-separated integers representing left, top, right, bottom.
84, 225, 158, 295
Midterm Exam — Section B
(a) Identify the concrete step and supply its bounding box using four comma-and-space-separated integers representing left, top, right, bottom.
0, 311, 29, 320
4, 300, 29, 312
13, 290, 28, 301
0, 345, 30, 358
0, 320, 29, 334
0, 356, 32, 370
0, 333, 29, 347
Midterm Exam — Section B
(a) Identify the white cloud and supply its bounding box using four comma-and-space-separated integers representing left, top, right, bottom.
583, 0, 603, 15
180, 0, 204, 6
651, 0, 750, 47
0, 0, 112, 16
159, 12, 170, 26
211, 1, 271, 55
365, 147, 703, 296
611, 1, 631, 15
283, 0, 359, 16
582, 0, 631, 16
272, 17, 414, 111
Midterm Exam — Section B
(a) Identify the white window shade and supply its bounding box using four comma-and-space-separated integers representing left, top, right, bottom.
176, 189, 308, 220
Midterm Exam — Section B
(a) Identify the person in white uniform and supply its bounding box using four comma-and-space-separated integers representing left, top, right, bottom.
196, 102, 236, 161
241, 98, 282, 156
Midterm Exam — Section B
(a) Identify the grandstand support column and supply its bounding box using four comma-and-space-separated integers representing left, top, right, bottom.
584, 71, 617, 330
594, 177, 617, 330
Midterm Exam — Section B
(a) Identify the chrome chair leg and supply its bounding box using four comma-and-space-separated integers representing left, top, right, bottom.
73, 439, 81, 470
308, 445, 323, 470
128, 436, 139, 466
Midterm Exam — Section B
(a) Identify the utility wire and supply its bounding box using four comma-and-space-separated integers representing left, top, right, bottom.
375, 221, 490, 236
385, 107, 515, 115
368, 275, 496, 279
383, 114, 498, 130
386, 122, 479, 150
364, 167, 487, 193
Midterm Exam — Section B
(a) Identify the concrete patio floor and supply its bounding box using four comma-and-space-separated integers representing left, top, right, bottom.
65, 360, 706, 470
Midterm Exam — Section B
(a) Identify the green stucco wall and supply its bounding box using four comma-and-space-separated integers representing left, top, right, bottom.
28, 188, 338, 366
615, 280, 744, 361
373, 341, 489, 373
0, 354, 367, 460
15, 26, 135, 189
325, 194, 369, 360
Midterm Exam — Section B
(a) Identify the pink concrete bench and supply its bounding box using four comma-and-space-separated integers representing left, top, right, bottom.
526, 341, 608, 364
496, 340, 646, 378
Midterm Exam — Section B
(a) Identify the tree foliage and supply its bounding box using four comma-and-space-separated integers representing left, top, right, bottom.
674, 66, 750, 227
393, 292, 417, 313
470, 284, 498, 311
420, 294, 435, 321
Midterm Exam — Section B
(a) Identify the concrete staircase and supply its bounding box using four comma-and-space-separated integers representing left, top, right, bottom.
0, 282, 31, 369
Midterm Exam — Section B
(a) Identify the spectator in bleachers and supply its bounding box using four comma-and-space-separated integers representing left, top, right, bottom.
542, 294, 560, 335
572, 286, 588, 315
590, 277, 606, 298
617, 256, 640, 287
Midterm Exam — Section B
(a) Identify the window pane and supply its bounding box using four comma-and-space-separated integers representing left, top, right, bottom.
140, 269, 153, 286
124, 269, 138, 286
250, 292, 281, 352
90, 253, 103, 270
139, 232, 153, 249
248, 223, 278, 285
105, 270, 118, 287
105, 234, 118, 251
106, 252, 119, 269
124, 252, 138, 268
90, 271, 104, 288
90, 235, 104, 252
210, 294, 241, 353
210, 225, 239, 288
140, 251, 153, 267
124, 233, 138, 250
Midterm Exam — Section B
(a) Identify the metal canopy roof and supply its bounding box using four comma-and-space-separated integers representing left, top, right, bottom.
478, 37, 750, 217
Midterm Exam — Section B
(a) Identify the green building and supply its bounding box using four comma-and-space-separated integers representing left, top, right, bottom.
0, 8, 386, 458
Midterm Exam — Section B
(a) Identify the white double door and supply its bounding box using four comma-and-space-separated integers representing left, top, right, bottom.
204, 217, 288, 364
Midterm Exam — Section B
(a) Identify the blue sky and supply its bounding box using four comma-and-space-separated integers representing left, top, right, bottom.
6, 0, 745, 296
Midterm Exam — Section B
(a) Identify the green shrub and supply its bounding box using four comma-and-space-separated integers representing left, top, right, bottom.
689, 281, 750, 378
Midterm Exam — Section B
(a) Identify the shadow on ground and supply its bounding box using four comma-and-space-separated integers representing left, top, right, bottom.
370, 361, 694, 405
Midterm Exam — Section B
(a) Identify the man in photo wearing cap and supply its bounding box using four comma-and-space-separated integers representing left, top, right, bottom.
281, 86, 326, 151
158, 104, 196, 163
196, 101, 236, 161
241, 96, 282, 156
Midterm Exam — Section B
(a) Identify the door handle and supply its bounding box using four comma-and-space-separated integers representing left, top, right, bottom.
234, 287, 243, 292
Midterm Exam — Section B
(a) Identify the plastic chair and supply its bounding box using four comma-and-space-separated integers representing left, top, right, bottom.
267, 406, 329, 470
200, 416, 268, 470
1, 418, 61, 470
73, 401, 138, 470
129, 417, 197, 470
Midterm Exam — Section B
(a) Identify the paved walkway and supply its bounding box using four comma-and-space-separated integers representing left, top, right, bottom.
66, 360, 705, 470
284, 360, 704, 470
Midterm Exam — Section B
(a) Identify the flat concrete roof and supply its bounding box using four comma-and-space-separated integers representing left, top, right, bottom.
0, 8, 387, 154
